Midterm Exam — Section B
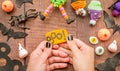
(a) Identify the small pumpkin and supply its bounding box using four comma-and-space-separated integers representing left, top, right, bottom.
97, 28, 111, 41
2, 0, 14, 13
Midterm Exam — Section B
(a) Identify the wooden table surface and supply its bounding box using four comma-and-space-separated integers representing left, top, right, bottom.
0, 0, 120, 71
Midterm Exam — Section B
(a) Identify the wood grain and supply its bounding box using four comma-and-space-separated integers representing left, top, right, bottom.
0, 0, 120, 71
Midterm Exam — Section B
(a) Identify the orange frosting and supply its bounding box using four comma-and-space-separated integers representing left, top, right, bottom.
97, 28, 111, 41
71, 1, 86, 10
2, 0, 14, 13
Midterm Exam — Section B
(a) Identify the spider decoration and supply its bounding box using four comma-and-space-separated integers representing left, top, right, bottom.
39, 0, 75, 24
9, 9, 38, 29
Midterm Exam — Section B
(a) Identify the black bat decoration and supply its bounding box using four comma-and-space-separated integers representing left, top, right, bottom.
16, 0, 33, 8
108, 0, 120, 10
0, 23, 28, 41
95, 52, 120, 71
103, 11, 120, 34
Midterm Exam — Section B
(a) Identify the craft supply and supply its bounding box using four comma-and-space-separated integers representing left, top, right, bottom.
88, 0, 102, 26
71, 0, 87, 16
89, 36, 98, 44
0, 42, 27, 71
96, 52, 120, 71
2, 0, 14, 13
108, 40, 117, 53
39, 0, 74, 24
108, 0, 120, 17
103, 11, 120, 35
97, 28, 111, 41
18, 43, 28, 58
0, 23, 28, 41
9, 9, 38, 29
46, 29, 68, 44
95, 46, 104, 55
16, 0, 33, 8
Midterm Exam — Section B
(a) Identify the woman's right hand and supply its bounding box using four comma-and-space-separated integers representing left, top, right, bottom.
67, 35, 94, 71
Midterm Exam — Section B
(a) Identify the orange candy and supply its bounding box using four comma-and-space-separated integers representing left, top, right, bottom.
2, 0, 14, 13
97, 28, 111, 41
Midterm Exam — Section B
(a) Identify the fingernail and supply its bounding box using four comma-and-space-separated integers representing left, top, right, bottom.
68, 35, 73, 41
46, 42, 51, 48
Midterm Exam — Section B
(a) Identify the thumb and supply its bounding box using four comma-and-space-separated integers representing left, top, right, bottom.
40, 42, 52, 63
67, 35, 80, 56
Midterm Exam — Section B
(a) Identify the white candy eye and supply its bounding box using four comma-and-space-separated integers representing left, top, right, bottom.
95, 46, 104, 55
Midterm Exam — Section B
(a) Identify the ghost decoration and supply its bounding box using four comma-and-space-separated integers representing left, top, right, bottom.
108, 40, 117, 53
18, 43, 28, 58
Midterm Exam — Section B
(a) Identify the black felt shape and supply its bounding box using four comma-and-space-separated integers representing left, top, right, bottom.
16, 0, 33, 8
108, 0, 120, 10
95, 52, 120, 71
0, 42, 27, 71
103, 11, 120, 35
9, 9, 38, 29
0, 23, 28, 41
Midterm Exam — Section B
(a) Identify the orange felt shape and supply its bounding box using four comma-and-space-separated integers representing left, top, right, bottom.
97, 28, 111, 41
2, 0, 14, 13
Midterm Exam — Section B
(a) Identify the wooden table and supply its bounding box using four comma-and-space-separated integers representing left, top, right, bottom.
0, 0, 120, 71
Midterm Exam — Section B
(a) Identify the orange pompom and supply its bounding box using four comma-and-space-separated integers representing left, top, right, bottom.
2, 0, 14, 13
97, 28, 111, 41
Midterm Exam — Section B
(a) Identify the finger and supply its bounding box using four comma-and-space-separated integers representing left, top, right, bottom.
74, 38, 89, 49
67, 35, 80, 55
52, 45, 59, 49
52, 50, 68, 58
48, 57, 70, 64
40, 42, 52, 63
49, 63, 68, 70
58, 47, 73, 57
59, 42, 69, 49
31, 41, 46, 56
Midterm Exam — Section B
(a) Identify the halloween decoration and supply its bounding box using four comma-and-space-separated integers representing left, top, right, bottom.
16, 0, 33, 8
71, 0, 87, 16
39, 0, 74, 24
103, 11, 120, 35
46, 29, 68, 44
89, 36, 98, 44
19, 43, 28, 58
95, 46, 104, 56
97, 28, 111, 41
96, 52, 120, 71
9, 9, 38, 29
2, 0, 14, 13
88, 0, 102, 26
0, 42, 27, 71
0, 23, 28, 41
108, 40, 117, 53
108, 0, 120, 17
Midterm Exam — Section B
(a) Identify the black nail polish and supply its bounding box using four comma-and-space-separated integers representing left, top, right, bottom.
46, 42, 51, 48
68, 35, 73, 41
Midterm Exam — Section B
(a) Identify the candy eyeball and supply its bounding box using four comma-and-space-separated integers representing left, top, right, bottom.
95, 46, 104, 56
89, 20, 96, 26
89, 36, 99, 44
